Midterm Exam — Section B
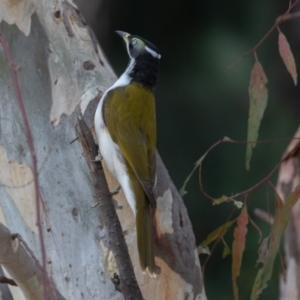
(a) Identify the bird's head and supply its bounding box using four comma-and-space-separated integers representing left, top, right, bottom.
115, 30, 161, 60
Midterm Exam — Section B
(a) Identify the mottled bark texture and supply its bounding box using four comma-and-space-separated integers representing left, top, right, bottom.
0, 0, 205, 299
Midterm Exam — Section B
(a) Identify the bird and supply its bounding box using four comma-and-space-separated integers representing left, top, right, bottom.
94, 30, 161, 275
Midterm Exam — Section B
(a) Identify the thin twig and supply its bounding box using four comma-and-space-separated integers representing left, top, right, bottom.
69, 136, 79, 144
276, 11, 300, 22
0, 30, 50, 299
198, 137, 300, 203
0, 276, 17, 286
225, 0, 300, 71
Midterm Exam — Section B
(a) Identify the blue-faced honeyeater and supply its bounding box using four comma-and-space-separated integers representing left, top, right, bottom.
94, 31, 161, 275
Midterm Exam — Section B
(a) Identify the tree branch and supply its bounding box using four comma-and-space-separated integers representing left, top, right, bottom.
0, 276, 17, 287
225, 0, 300, 71
0, 223, 65, 300
76, 118, 144, 300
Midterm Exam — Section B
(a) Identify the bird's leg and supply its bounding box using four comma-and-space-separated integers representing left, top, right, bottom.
91, 152, 103, 163
109, 185, 121, 196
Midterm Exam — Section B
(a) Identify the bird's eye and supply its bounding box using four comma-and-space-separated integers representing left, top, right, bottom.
132, 39, 137, 45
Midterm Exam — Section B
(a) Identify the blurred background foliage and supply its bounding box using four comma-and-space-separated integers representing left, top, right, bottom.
75, 0, 300, 298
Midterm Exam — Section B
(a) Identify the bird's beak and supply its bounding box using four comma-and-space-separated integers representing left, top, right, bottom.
115, 30, 130, 44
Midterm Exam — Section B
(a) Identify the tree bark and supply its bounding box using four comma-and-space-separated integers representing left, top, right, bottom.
0, 0, 205, 299
277, 127, 300, 300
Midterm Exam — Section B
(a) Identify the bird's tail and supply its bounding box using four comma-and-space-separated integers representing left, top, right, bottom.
136, 195, 155, 276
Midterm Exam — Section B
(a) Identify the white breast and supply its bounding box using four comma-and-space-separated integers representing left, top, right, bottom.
94, 65, 137, 215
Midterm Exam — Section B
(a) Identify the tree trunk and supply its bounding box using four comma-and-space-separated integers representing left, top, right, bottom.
277, 127, 300, 300
0, 0, 205, 299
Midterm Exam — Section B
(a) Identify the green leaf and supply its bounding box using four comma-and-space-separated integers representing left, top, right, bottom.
214, 196, 243, 209
278, 30, 297, 86
232, 205, 248, 300
256, 236, 270, 265
200, 220, 235, 248
245, 59, 268, 170
214, 195, 228, 205
251, 184, 300, 300
284, 183, 300, 211
198, 246, 211, 255
222, 238, 231, 258
179, 151, 209, 197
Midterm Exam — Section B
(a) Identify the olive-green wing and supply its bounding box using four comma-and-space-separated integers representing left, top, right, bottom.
103, 84, 156, 206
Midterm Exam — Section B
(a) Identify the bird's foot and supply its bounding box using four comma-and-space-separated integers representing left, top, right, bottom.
109, 185, 121, 196
91, 153, 103, 163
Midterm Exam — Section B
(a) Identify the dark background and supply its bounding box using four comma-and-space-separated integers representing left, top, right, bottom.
75, 0, 300, 298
